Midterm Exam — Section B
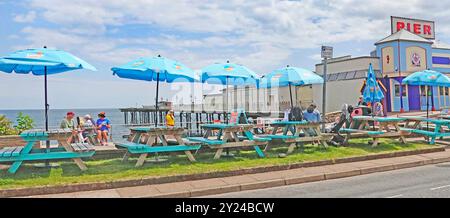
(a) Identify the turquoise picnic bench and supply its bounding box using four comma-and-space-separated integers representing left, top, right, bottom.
0, 129, 95, 174
400, 118, 450, 144
188, 123, 268, 159
342, 116, 410, 146
116, 126, 201, 167
265, 121, 331, 154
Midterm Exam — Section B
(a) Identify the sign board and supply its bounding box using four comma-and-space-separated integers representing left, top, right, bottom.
321, 46, 333, 59
391, 16, 435, 39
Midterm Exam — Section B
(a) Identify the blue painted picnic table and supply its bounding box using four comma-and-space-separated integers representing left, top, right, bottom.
187, 123, 267, 159
116, 126, 201, 167
401, 118, 450, 144
0, 129, 95, 174
266, 120, 331, 154
340, 116, 409, 147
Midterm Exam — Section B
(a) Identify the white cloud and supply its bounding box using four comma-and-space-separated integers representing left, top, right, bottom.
13, 11, 36, 23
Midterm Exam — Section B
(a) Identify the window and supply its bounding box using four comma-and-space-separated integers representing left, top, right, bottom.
440, 86, 445, 96
328, 73, 338, 81
420, 85, 431, 96
446, 87, 449, 96
394, 84, 407, 97
345, 71, 356, 80
354, 70, 366, 79
337, 72, 347, 80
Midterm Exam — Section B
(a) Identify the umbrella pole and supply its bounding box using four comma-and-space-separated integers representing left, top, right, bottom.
427, 85, 429, 143
289, 82, 293, 108
44, 66, 51, 167
155, 74, 160, 127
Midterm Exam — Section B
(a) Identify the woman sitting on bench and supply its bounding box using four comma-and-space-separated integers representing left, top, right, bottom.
96, 112, 111, 146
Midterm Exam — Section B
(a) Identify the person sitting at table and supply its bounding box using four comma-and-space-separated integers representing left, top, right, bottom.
80, 114, 95, 142
96, 112, 111, 146
60, 111, 77, 143
166, 109, 175, 128
303, 104, 321, 138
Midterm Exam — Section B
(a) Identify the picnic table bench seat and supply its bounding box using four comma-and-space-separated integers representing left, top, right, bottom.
186, 137, 225, 145
0, 146, 24, 158
115, 142, 201, 154
266, 134, 300, 140
70, 143, 95, 152
339, 128, 385, 136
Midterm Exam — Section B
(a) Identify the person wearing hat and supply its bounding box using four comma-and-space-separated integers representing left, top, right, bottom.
80, 114, 95, 142
96, 112, 111, 146
166, 109, 175, 127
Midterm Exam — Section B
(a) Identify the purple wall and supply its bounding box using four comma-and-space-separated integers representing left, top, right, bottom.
408, 85, 420, 111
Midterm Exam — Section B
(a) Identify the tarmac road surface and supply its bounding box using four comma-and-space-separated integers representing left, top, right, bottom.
207, 163, 450, 198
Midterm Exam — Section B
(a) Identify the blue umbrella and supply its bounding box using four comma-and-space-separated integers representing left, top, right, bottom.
201, 61, 260, 111
0, 47, 97, 131
362, 63, 384, 105
259, 65, 324, 108
112, 55, 199, 126
403, 69, 450, 137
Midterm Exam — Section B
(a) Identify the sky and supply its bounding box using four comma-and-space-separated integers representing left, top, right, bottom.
2, 0, 450, 109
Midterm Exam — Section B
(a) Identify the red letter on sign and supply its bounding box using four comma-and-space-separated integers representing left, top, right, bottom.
396, 22, 405, 31
424, 25, 432, 35
413, 24, 421, 34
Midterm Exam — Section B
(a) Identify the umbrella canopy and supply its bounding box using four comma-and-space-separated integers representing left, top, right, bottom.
0, 48, 96, 75
0, 47, 97, 131
259, 66, 323, 88
201, 61, 260, 86
111, 55, 198, 126
259, 66, 323, 108
362, 63, 384, 104
112, 56, 199, 83
402, 69, 450, 87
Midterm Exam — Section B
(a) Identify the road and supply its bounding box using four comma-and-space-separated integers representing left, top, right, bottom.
207, 163, 450, 198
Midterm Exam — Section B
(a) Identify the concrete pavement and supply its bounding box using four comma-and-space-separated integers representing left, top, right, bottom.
208, 163, 450, 198
26, 149, 450, 198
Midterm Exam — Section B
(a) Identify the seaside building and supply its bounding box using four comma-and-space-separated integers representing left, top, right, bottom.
198, 16, 450, 115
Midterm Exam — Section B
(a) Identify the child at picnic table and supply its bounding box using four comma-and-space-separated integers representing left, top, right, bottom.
166, 109, 175, 127
96, 112, 111, 146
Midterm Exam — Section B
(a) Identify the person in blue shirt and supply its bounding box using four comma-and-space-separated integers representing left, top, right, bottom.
96, 112, 111, 146
303, 103, 321, 137
303, 103, 321, 123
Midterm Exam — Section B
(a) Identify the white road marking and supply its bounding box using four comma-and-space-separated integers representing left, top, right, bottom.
430, 184, 450, 191
386, 194, 403, 198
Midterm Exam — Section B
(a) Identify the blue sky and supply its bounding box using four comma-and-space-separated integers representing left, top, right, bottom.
2, 0, 450, 109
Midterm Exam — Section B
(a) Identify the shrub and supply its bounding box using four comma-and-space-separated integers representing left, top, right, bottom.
14, 112, 34, 133
0, 115, 17, 135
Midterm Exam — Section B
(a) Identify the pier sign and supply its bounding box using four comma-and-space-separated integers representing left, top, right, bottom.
391, 16, 435, 39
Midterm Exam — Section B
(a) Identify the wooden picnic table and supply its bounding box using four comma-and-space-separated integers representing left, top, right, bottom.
341, 116, 409, 146
0, 128, 95, 174
398, 116, 427, 129
116, 126, 201, 167
266, 121, 332, 154
188, 123, 268, 159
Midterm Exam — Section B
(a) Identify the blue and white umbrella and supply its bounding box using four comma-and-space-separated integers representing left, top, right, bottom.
0, 47, 97, 130
260, 66, 323, 108
112, 55, 199, 126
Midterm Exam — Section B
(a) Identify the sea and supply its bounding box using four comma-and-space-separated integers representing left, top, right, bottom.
0, 108, 209, 142
0, 108, 129, 142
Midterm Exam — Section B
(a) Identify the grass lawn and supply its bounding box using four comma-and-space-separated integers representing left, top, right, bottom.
0, 138, 435, 190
